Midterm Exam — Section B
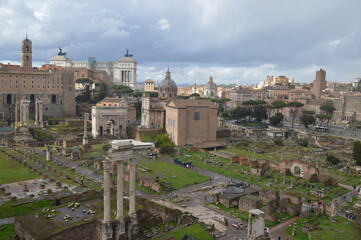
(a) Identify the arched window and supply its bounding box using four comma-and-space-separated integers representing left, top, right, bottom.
51, 95, 56, 104
6, 94, 11, 104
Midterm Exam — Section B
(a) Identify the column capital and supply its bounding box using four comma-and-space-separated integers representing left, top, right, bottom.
103, 159, 111, 172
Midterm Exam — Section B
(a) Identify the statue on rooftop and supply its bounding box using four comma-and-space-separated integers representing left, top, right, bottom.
124, 48, 133, 57
58, 47, 67, 56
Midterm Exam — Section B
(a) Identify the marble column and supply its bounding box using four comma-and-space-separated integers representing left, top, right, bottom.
116, 161, 124, 220
35, 100, 39, 125
103, 159, 111, 223
19, 104, 23, 126
83, 113, 89, 145
15, 101, 19, 124
129, 158, 136, 219
46, 146, 51, 161
25, 103, 29, 126
39, 101, 43, 128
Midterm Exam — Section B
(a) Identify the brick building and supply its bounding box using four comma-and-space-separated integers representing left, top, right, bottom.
165, 99, 218, 145
0, 37, 76, 120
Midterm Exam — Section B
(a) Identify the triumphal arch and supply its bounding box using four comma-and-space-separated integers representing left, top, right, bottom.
92, 98, 127, 139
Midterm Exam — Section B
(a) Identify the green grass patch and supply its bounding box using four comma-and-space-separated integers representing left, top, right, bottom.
83, 144, 107, 158
0, 223, 15, 240
151, 223, 213, 240
286, 214, 361, 240
138, 159, 209, 190
46, 124, 86, 135
0, 152, 39, 184
29, 127, 56, 141
0, 199, 54, 219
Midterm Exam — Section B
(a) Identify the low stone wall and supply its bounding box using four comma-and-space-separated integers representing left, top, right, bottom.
126, 126, 162, 141
15, 216, 101, 240
63, 139, 100, 148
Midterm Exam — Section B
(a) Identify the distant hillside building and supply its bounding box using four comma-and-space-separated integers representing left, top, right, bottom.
165, 99, 218, 145
50, 49, 137, 88
0, 37, 76, 120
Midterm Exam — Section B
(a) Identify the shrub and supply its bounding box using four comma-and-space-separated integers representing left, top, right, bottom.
155, 134, 175, 153
297, 138, 309, 147
102, 144, 111, 152
273, 138, 283, 146
326, 155, 341, 165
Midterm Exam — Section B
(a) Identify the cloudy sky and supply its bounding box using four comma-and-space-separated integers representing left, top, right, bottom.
1, 0, 361, 85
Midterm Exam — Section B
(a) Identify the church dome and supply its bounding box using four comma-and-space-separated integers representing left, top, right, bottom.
118, 56, 137, 63
158, 68, 177, 100
160, 68, 177, 88
205, 76, 217, 90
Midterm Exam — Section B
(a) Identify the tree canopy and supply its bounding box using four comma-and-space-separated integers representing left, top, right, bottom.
242, 100, 266, 106
300, 110, 316, 130
252, 105, 268, 122
269, 112, 284, 126
230, 107, 252, 122
76, 78, 93, 84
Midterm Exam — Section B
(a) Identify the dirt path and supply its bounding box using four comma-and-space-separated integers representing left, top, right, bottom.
269, 216, 299, 240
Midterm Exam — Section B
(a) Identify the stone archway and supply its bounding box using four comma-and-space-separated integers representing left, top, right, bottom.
99, 126, 103, 137
106, 120, 115, 135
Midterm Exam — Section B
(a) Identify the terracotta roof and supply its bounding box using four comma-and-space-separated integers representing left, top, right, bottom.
166, 99, 217, 109
0, 63, 21, 69
98, 97, 122, 103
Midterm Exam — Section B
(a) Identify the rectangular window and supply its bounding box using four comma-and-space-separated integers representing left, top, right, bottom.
194, 112, 200, 120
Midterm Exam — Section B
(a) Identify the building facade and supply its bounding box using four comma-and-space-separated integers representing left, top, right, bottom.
165, 99, 218, 146
50, 50, 137, 88
144, 79, 156, 92
141, 69, 178, 129
0, 37, 76, 120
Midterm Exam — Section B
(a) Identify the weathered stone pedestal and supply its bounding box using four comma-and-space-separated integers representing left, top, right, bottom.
101, 222, 113, 240
115, 220, 126, 240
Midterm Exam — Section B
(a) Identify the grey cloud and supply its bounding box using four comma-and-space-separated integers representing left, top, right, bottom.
0, 0, 361, 84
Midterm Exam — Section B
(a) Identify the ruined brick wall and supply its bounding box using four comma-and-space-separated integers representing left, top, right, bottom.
238, 195, 261, 212
259, 189, 279, 203
136, 198, 183, 223
139, 178, 161, 192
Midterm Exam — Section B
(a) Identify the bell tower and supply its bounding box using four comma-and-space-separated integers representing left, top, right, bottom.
20, 35, 32, 70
